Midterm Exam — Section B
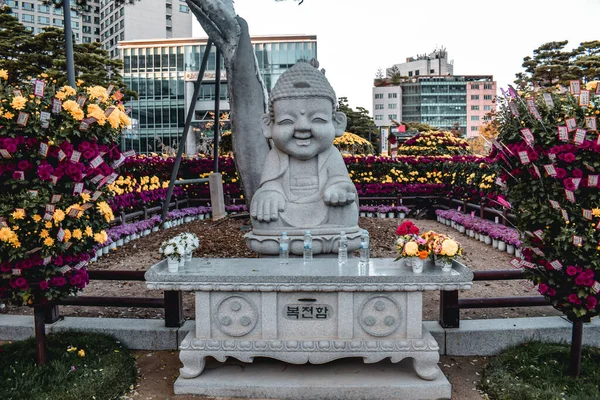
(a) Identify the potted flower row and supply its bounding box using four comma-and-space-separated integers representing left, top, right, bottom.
394, 220, 463, 273
359, 205, 409, 219
160, 232, 200, 272
163, 206, 212, 228
435, 209, 521, 256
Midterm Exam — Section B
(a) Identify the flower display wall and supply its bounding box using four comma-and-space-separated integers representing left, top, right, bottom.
493, 83, 600, 321
0, 73, 130, 306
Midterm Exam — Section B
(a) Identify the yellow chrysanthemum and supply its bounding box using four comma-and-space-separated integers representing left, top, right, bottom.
11, 209, 25, 220
96, 201, 114, 222
86, 86, 109, 102
11, 96, 27, 110
93, 230, 108, 244
441, 239, 459, 257
0, 69, 8, 80
0, 227, 16, 242
404, 241, 418, 256
84, 226, 93, 237
72, 229, 83, 240
53, 209, 65, 223
39, 229, 49, 239
43, 237, 54, 247
107, 108, 121, 129
32, 214, 42, 223
62, 100, 84, 120
76, 79, 84, 87
3, 111, 14, 119
592, 208, 600, 217
78, 349, 85, 357
45, 221, 53, 229
87, 103, 107, 125
80, 193, 91, 202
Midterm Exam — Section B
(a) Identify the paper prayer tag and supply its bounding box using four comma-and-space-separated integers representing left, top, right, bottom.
565, 118, 577, 133
550, 260, 563, 270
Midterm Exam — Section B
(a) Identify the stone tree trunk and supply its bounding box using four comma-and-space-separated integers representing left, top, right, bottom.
186, 0, 270, 204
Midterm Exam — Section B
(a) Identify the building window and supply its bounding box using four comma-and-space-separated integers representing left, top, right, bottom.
374, 93, 383, 99
179, 4, 189, 12
38, 16, 50, 24
483, 115, 492, 121
484, 94, 493, 100
471, 105, 479, 111
375, 115, 383, 121
484, 105, 492, 111
120, 7, 124, 16
408, 71, 413, 77
388, 114, 397, 120
471, 126, 479, 131
430, 69, 435, 74
21, 1, 34, 10
6, 0, 18, 8
21, 13, 34, 22
82, 26, 91, 33
119, 32, 124, 41
414, 69, 420, 76
470, 95, 479, 100
83, 36, 91, 43
388, 93, 397, 99
470, 84, 480, 90
73, 21, 80, 29
82, 14, 91, 22
38, 4, 50, 13
23, 25, 33, 32
388, 103, 397, 109
53, 7, 63, 15
471, 115, 480, 121
375, 104, 384, 110
484, 83, 493, 90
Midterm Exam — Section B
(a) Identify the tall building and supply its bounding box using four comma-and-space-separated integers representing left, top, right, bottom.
119, 35, 318, 154
2, 0, 192, 57
373, 49, 496, 138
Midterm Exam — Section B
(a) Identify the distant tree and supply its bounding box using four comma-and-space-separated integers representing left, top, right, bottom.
0, 9, 131, 94
337, 97, 379, 150
515, 40, 600, 89
374, 68, 384, 86
467, 117, 498, 156
389, 65, 402, 85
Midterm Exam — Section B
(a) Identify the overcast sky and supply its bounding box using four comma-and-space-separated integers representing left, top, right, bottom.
192, 0, 600, 114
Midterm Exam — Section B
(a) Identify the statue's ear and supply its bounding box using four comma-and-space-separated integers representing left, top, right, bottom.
261, 113, 272, 139
333, 111, 347, 137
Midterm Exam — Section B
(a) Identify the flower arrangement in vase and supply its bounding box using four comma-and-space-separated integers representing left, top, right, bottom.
177, 232, 200, 262
159, 238, 186, 272
394, 221, 429, 273
421, 231, 463, 272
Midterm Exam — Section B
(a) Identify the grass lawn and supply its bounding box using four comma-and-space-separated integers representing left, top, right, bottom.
480, 341, 600, 400
0, 330, 137, 400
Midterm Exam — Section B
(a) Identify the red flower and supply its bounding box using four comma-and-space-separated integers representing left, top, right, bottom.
586, 296, 598, 310
568, 294, 582, 305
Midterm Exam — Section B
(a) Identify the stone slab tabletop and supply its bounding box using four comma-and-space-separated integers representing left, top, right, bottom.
145, 258, 473, 292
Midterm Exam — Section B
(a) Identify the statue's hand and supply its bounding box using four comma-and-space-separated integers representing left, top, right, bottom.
250, 190, 286, 222
324, 183, 356, 206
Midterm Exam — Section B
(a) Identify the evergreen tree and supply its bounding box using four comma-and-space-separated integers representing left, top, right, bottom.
337, 97, 379, 150
0, 9, 130, 93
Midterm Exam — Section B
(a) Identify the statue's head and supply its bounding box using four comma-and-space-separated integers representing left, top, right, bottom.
262, 59, 347, 160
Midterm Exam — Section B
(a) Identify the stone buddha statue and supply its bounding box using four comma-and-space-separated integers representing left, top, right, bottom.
245, 60, 361, 256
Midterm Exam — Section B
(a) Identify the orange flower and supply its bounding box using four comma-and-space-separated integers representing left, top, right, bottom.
418, 250, 429, 260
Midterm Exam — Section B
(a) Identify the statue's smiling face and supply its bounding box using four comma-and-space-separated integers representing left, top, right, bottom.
271, 98, 336, 160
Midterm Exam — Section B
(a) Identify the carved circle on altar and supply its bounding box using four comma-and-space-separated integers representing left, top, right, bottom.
215, 295, 258, 337
359, 296, 401, 337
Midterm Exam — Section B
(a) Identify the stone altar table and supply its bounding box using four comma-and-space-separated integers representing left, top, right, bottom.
145, 258, 473, 399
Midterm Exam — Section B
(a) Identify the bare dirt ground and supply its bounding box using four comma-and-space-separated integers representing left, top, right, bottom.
4, 216, 561, 399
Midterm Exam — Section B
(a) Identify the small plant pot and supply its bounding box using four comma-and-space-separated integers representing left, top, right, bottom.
387, 212, 395, 218
506, 244, 515, 255
167, 257, 179, 273
492, 239, 499, 248
468, 230, 475, 238
116, 238, 124, 247
184, 216, 192, 223
445, 220, 451, 226
516, 248, 522, 258
102, 247, 109, 255
199, 214, 205, 220
96, 249, 103, 258
367, 213, 374, 218
124, 235, 131, 243
360, 212, 366, 217
399, 213, 406, 219
410, 258, 424, 274
152, 226, 159, 233
459, 226, 466, 234
378, 212, 386, 218
474, 233, 480, 241
144, 229, 151, 236
440, 261, 452, 272
484, 235, 492, 245
498, 240, 506, 251
109, 242, 117, 251
178, 258, 185, 267
185, 252, 192, 263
